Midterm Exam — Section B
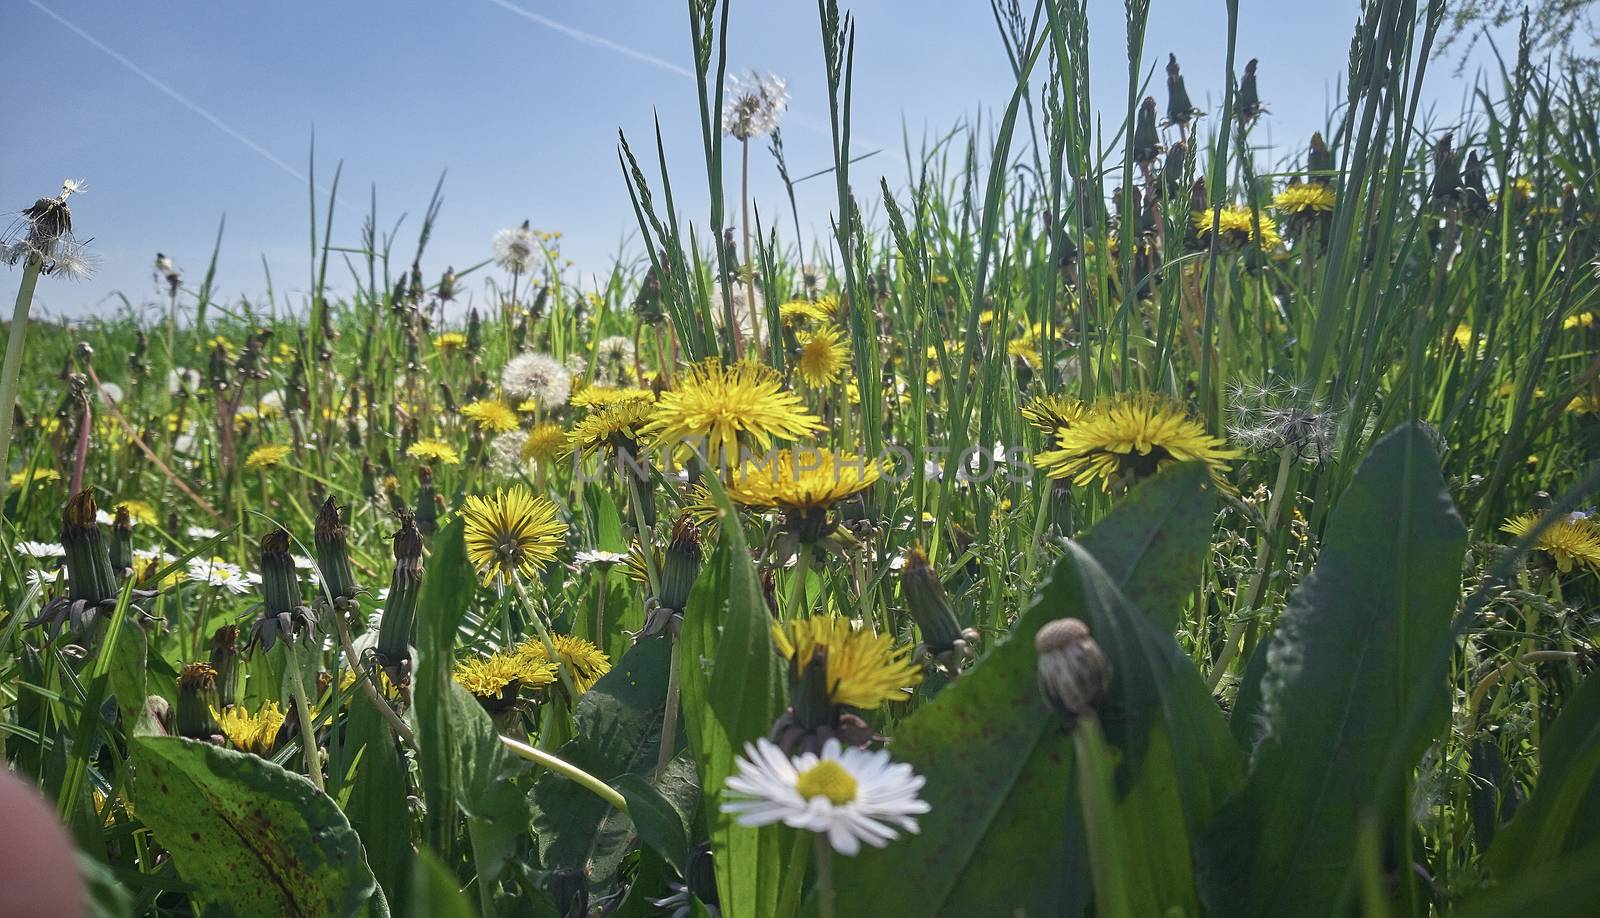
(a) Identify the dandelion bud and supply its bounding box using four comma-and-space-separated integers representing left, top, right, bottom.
32, 490, 119, 637
415, 466, 439, 536
175, 662, 223, 744
466, 307, 483, 353
252, 529, 316, 652
657, 515, 704, 613
1165, 54, 1201, 128
1034, 618, 1111, 728
1236, 58, 1265, 124
374, 514, 424, 686
1132, 96, 1162, 166
686, 843, 720, 911
438, 266, 457, 303
110, 506, 134, 576
1562, 183, 1580, 227
314, 497, 360, 606
209, 625, 241, 708
1163, 140, 1189, 196
1429, 133, 1460, 207
1307, 132, 1333, 184
901, 549, 974, 665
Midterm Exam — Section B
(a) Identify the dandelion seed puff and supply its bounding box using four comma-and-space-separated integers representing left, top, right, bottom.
710, 280, 763, 344
501, 351, 571, 410
722, 71, 789, 140
493, 223, 538, 274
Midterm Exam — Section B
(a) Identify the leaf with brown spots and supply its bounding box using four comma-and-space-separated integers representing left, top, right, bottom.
131, 735, 380, 918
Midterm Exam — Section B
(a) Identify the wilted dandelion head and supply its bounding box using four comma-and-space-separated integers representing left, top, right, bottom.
4, 179, 96, 280
770, 615, 921, 710
501, 351, 571, 410
215, 701, 285, 755
461, 485, 567, 586
492, 223, 539, 273
722, 71, 788, 140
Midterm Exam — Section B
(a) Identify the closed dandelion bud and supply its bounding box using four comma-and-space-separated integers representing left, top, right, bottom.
64, 491, 117, 608
209, 625, 241, 708
1050, 477, 1076, 537
1132, 96, 1162, 166
361, 458, 378, 502
345, 417, 362, 449
110, 506, 134, 576
1429, 133, 1460, 207
686, 843, 720, 911
438, 266, 457, 303
1562, 184, 1580, 227
208, 342, 230, 392
658, 515, 703, 613
1462, 151, 1489, 214
375, 514, 423, 686
1236, 58, 1265, 124
314, 497, 360, 606
1185, 178, 1209, 252
1165, 54, 1201, 127
252, 529, 316, 652
1034, 617, 1111, 728
1164, 140, 1189, 197
415, 466, 439, 536
176, 662, 224, 743
901, 549, 965, 654
438, 382, 455, 413
384, 474, 405, 515
467, 307, 483, 353
1307, 132, 1333, 184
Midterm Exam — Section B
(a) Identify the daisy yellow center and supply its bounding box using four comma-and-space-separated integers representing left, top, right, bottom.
795, 760, 858, 805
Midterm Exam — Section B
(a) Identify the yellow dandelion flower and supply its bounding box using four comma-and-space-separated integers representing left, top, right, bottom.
568, 398, 654, 458
1035, 396, 1239, 490
779, 299, 833, 327
725, 448, 881, 513
795, 325, 852, 388
243, 444, 292, 471
640, 358, 823, 468
435, 331, 469, 351
1272, 183, 1336, 214
1501, 512, 1600, 574
214, 702, 286, 756
571, 386, 656, 411
1568, 396, 1598, 415
521, 422, 568, 463
453, 652, 555, 706
9, 467, 62, 489
772, 616, 922, 709
1007, 337, 1042, 368
461, 485, 567, 585
516, 634, 611, 694
1021, 394, 1087, 439
1194, 205, 1283, 249
407, 439, 461, 465
1563, 312, 1595, 330
461, 400, 520, 434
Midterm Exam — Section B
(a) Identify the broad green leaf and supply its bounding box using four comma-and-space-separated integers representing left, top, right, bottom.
530, 635, 688, 895
405, 848, 476, 918
130, 735, 379, 918
439, 682, 533, 892
1456, 843, 1600, 918
412, 516, 476, 852
827, 462, 1229, 916
615, 771, 694, 873
1201, 425, 1467, 916
678, 480, 790, 918
1487, 670, 1600, 879
341, 692, 412, 904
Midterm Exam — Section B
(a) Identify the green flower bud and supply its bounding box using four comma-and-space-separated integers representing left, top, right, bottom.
175, 662, 223, 743
374, 514, 424, 686
314, 497, 360, 605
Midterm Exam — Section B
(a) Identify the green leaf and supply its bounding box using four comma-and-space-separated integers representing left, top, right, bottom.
340, 693, 412, 904
530, 635, 685, 895
678, 480, 791, 918
615, 771, 694, 873
1487, 670, 1600, 879
1201, 425, 1467, 916
826, 462, 1228, 916
440, 682, 533, 892
130, 735, 379, 918
412, 516, 476, 852
405, 848, 477, 918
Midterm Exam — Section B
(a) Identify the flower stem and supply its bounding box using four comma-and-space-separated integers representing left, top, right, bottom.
784, 543, 814, 621
499, 734, 628, 813
511, 576, 579, 700
813, 832, 836, 918
657, 631, 682, 773
281, 640, 325, 792
0, 253, 43, 506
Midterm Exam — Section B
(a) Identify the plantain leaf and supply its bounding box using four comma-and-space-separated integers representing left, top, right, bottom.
413, 516, 477, 852
825, 462, 1228, 916
1200, 424, 1467, 916
1487, 670, 1600, 879
130, 735, 379, 918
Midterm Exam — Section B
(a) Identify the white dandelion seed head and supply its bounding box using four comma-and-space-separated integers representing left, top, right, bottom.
723, 71, 789, 140
95, 381, 124, 406
60, 179, 88, 198
595, 335, 637, 385
492, 225, 539, 274
710, 280, 764, 343
488, 430, 530, 477
720, 737, 929, 857
564, 353, 589, 378
501, 351, 571, 410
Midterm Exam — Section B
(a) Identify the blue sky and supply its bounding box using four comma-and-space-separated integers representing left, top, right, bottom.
6, 1, 1506, 319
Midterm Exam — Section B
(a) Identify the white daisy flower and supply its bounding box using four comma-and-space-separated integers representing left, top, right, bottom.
721, 738, 929, 856
291, 554, 316, 571
501, 351, 571, 410
185, 525, 221, 540
575, 549, 629, 567
492, 224, 539, 274
28, 567, 67, 589
17, 540, 67, 560
186, 557, 253, 594
722, 71, 788, 140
